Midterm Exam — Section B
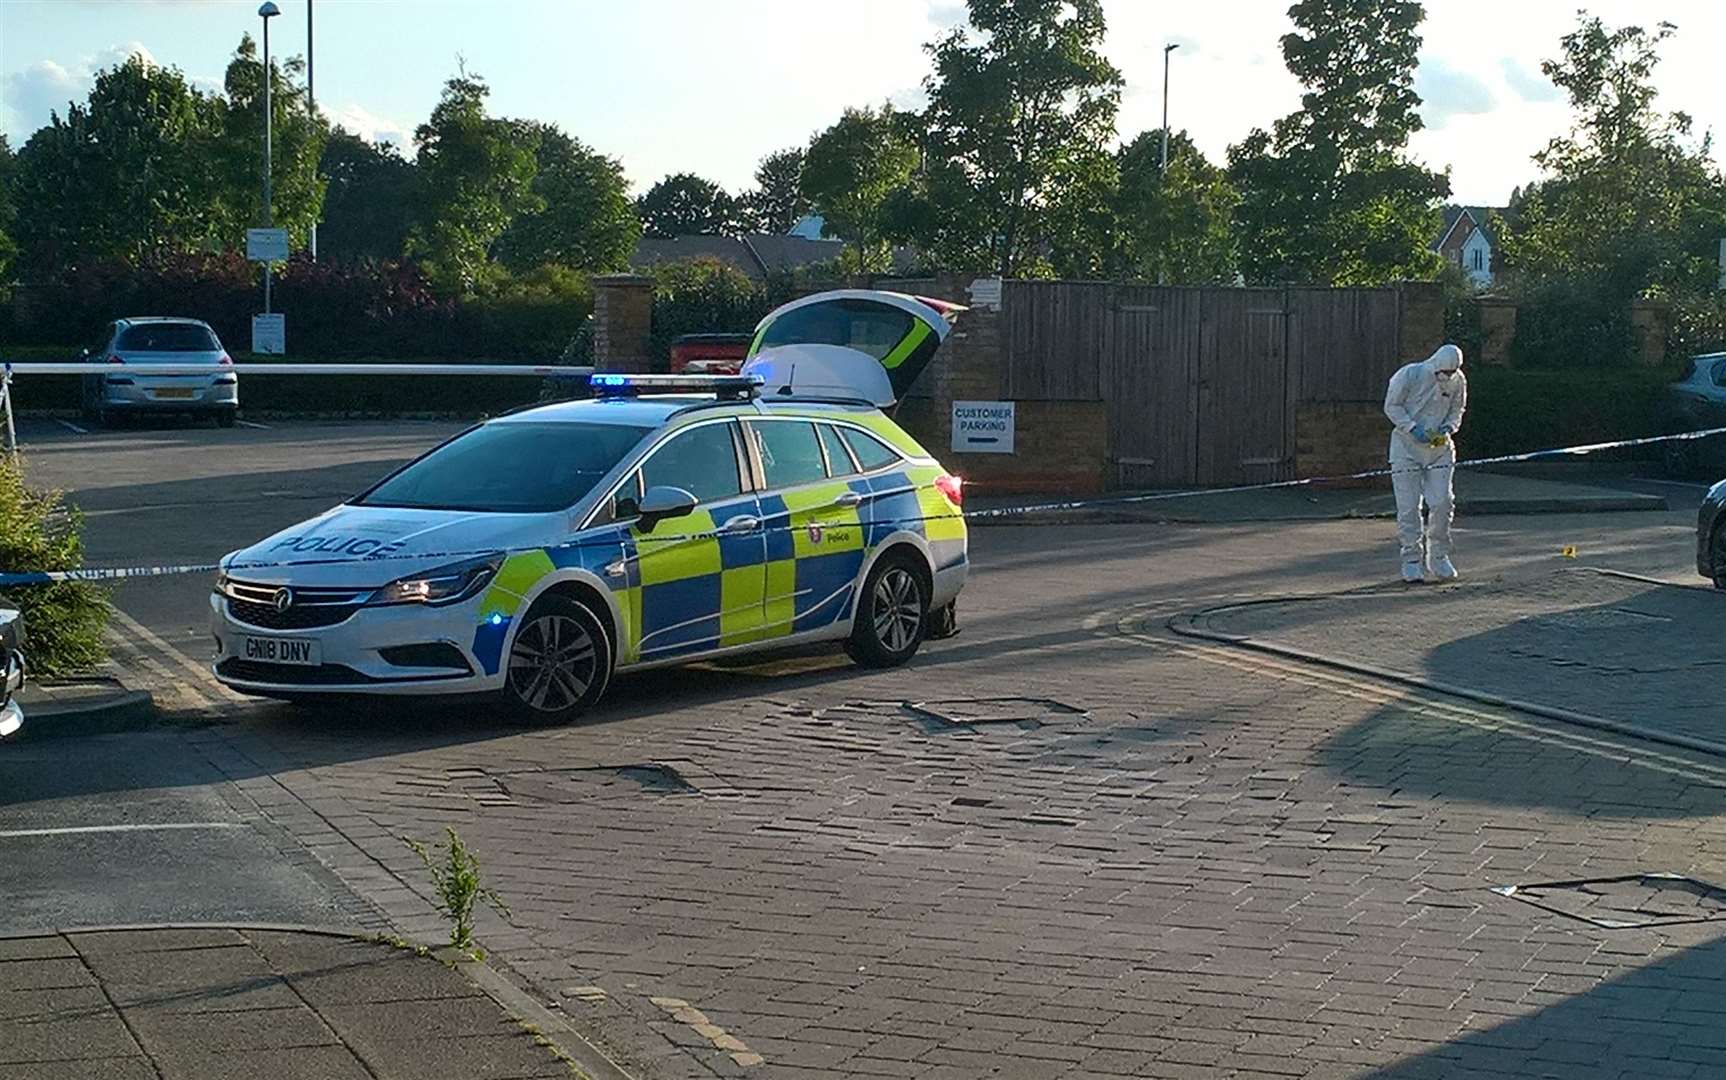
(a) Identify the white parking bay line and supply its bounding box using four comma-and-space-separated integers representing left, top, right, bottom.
57, 419, 89, 435
0, 822, 244, 838
236, 419, 271, 429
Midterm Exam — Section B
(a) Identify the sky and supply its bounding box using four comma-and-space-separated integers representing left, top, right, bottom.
2, 0, 1724, 208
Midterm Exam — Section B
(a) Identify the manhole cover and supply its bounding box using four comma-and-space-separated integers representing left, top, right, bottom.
1494, 873, 1726, 929
906, 697, 1086, 727
500, 763, 697, 803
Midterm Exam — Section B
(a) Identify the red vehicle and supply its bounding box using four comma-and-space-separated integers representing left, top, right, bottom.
668, 333, 753, 375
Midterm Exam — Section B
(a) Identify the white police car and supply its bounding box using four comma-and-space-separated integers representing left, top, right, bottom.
211, 291, 969, 722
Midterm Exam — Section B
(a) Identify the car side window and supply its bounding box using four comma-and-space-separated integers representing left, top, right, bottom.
751, 421, 828, 489
594, 472, 643, 525
839, 427, 903, 472
818, 424, 857, 477
1711, 359, 1726, 388
640, 423, 743, 504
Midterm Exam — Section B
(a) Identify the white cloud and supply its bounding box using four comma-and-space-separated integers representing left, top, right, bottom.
1416, 59, 1497, 131
324, 102, 410, 149
1, 42, 162, 140
1501, 58, 1562, 104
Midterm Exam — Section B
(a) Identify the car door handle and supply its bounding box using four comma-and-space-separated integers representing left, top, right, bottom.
719, 515, 760, 534
834, 492, 863, 508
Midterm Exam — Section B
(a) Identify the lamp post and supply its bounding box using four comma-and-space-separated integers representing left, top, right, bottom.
1161, 42, 1180, 172
259, 1, 280, 314
307, 0, 316, 261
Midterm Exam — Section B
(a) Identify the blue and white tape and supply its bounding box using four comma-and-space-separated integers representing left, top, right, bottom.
2, 425, 1722, 588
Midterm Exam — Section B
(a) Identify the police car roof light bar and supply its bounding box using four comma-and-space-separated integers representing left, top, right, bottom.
589, 373, 762, 400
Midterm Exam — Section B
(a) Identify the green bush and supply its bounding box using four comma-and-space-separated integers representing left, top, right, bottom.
648, 258, 771, 370
1462, 365, 1677, 459
0, 458, 107, 677
1507, 278, 1636, 368
1669, 293, 1726, 363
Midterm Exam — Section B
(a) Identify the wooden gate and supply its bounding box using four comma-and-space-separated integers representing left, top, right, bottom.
998, 281, 1405, 489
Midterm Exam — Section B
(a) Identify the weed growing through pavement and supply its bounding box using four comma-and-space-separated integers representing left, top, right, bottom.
403, 827, 511, 950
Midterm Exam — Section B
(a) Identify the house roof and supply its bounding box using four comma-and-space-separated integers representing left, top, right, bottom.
631, 234, 845, 281
1434, 206, 1502, 252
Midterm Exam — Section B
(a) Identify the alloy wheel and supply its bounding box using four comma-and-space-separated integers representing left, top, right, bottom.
872, 567, 923, 653
508, 613, 598, 713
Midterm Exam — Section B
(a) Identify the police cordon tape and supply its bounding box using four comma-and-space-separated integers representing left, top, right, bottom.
1, 424, 1723, 588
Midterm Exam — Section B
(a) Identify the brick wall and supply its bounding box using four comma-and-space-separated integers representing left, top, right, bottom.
1296, 403, 1387, 484
592, 275, 654, 372
1398, 281, 1445, 361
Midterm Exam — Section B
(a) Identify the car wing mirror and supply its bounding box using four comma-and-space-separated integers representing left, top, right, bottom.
637, 486, 697, 533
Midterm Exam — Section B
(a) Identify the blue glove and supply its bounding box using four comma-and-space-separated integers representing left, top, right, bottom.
1438, 424, 1454, 437
1410, 424, 1430, 442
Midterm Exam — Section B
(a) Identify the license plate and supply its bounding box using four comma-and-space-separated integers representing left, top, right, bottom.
153, 387, 195, 399
239, 636, 320, 666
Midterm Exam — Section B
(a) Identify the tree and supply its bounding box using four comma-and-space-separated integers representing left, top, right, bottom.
212, 35, 329, 252
915, 0, 1124, 276
0, 136, 17, 286
1115, 130, 1240, 284
740, 147, 809, 234
636, 173, 738, 237
405, 72, 542, 293
1227, 0, 1448, 285
317, 129, 419, 261
12, 55, 226, 271
497, 124, 638, 272
801, 108, 918, 271
1500, 16, 1726, 302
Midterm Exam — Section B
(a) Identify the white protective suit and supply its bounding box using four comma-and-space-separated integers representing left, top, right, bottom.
1383, 344, 1467, 567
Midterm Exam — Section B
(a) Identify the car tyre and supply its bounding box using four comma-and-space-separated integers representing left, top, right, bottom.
847, 552, 929, 668
216, 409, 237, 429
501, 593, 612, 723
1712, 523, 1726, 590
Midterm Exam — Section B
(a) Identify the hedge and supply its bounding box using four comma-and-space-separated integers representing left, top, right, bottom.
1461, 365, 1679, 460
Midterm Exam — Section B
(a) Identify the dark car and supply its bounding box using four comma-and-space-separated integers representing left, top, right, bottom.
1662, 352, 1726, 477
0, 609, 24, 739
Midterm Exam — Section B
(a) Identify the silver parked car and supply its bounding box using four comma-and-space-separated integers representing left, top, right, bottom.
80, 317, 239, 428
1, 609, 23, 740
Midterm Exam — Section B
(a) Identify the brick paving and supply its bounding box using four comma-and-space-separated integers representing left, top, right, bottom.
92, 521, 1726, 1079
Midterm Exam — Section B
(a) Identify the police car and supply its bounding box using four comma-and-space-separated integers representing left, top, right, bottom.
210, 291, 968, 722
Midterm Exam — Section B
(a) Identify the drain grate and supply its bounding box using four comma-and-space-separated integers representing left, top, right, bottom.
906, 697, 1086, 729
500, 763, 697, 803
1493, 873, 1726, 929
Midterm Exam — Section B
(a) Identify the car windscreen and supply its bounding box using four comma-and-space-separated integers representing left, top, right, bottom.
356, 422, 651, 513
115, 324, 221, 353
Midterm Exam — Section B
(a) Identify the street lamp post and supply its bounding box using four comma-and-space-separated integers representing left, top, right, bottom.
259, 1, 280, 314
1161, 42, 1180, 172
307, 0, 316, 261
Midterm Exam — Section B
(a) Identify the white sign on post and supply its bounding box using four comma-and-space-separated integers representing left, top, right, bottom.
952, 400, 1015, 454
251, 314, 286, 355
967, 276, 1003, 310
246, 228, 290, 262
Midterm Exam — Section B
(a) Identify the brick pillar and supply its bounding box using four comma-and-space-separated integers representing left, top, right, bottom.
1630, 300, 1669, 367
592, 274, 654, 373
894, 280, 1005, 461
1477, 298, 1517, 366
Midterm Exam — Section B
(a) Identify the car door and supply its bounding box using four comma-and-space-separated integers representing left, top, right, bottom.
629, 419, 767, 661
745, 290, 959, 402
748, 418, 870, 637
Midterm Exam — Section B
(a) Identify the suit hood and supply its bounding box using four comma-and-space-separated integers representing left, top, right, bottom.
1425, 344, 1464, 374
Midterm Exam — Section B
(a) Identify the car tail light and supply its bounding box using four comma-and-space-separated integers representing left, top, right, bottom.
218, 353, 233, 365
934, 473, 964, 507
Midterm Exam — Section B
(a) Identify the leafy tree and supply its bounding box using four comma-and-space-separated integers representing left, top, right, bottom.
317, 129, 419, 261
1227, 0, 1448, 285
802, 108, 919, 271
1115, 130, 1240, 284
1500, 16, 1726, 303
914, 0, 1124, 276
12, 56, 226, 271
406, 72, 542, 293
497, 124, 639, 272
212, 35, 329, 252
636, 173, 738, 237
740, 147, 809, 234
0, 135, 17, 286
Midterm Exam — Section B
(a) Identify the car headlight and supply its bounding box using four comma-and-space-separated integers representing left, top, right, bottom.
367, 557, 501, 607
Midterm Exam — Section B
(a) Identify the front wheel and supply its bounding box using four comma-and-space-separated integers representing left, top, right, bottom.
1712, 523, 1726, 590
501, 595, 612, 723
215, 409, 237, 429
847, 554, 929, 668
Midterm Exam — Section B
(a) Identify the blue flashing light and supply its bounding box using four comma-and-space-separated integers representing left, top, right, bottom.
488, 613, 505, 626
587, 372, 762, 400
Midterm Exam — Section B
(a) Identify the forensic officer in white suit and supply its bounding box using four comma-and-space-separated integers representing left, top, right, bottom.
1383, 344, 1467, 583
